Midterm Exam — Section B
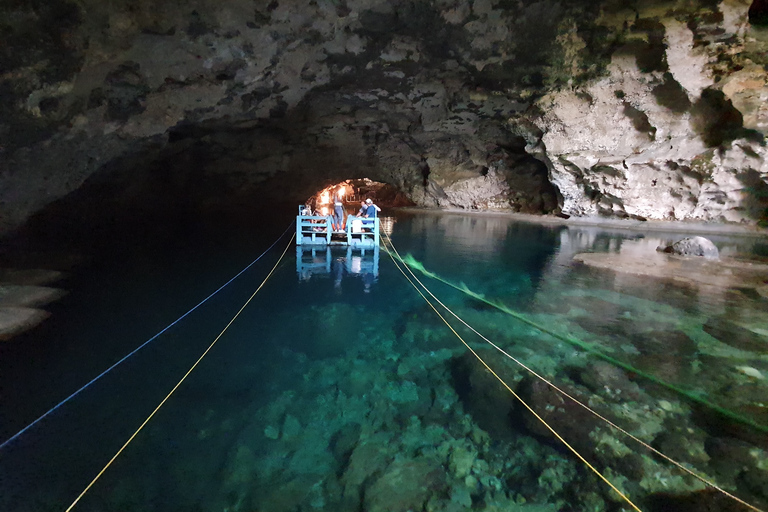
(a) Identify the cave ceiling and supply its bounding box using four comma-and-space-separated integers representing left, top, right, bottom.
1, 0, 768, 233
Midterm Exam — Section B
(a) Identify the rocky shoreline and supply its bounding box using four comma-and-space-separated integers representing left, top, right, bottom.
399, 207, 768, 238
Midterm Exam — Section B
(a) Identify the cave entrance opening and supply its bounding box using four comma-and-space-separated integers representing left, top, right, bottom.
303, 178, 412, 218
297, 178, 405, 247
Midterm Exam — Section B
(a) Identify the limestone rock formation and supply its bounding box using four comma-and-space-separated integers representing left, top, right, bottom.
1, 0, 768, 234
667, 236, 721, 259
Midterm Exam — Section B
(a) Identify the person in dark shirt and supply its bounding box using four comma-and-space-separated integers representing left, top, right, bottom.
361, 198, 380, 218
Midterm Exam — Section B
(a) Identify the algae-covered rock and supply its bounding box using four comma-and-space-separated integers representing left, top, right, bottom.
329, 422, 361, 467
517, 376, 599, 445
704, 317, 768, 353
264, 425, 279, 440
449, 348, 521, 439
577, 361, 644, 400
364, 458, 446, 512
341, 433, 393, 504
449, 443, 477, 479
282, 414, 302, 441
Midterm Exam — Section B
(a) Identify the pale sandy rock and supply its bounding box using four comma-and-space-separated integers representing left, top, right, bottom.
662, 19, 713, 100
719, 64, 768, 133
667, 236, 720, 259
443, 167, 511, 209
537, 41, 767, 223
573, 252, 768, 291
0, 285, 67, 308
736, 366, 764, 379
0, 307, 51, 341
721, 0, 752, 37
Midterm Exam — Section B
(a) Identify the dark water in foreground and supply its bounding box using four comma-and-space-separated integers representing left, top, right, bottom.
1, 211, 767, 512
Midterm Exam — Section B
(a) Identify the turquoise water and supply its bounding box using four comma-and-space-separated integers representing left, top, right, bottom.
1, 211, 767, 511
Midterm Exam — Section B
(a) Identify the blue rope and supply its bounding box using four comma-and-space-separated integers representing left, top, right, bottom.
0, 223, 293, 451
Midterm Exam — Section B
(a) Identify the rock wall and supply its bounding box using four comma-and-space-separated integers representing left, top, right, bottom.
1, 0, 767, 234
535, 1, 768, 223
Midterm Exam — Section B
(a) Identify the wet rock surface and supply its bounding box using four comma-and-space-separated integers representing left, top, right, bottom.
704, 316, 768, 353
0, 268, 66, 340
574, 250, 768, 291
661, 235, 721, 259
2, 0, 768, 234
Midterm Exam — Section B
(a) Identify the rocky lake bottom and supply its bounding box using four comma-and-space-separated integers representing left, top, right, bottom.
1, 211, 767, 512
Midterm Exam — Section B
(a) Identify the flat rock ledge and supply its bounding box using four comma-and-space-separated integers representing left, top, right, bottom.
573, 252, 768, 291
0, 285, 66, 308
0, 268, 66, 286
0, 307, 52, 341
0, 269, 67, 340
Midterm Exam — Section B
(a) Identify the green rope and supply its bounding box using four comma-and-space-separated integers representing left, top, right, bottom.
398, 253, 768, 435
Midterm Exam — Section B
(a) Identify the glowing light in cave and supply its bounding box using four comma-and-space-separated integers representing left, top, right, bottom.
337, 187, 345, 198
320, 206, 328, 216
320, 191, 330, 204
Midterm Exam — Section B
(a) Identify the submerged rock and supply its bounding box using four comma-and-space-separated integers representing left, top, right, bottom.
576, 361, 644, 400
0, 285, 66, 307
449, 349, 520, 440
0, 307, 51, 340
704, 317, 768, 353
364, 458, 446, 512
0, 269, 65, 286
574, 251, 768, 291
660, 236, 720, 260
515, 376, 602, 456
329, 422, 361, 469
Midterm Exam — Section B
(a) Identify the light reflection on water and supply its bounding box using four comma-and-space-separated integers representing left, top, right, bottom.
1, 211, 767, 512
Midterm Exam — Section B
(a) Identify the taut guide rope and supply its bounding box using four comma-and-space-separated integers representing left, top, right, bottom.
66, 232, 296, 511
0, 223, 294, 452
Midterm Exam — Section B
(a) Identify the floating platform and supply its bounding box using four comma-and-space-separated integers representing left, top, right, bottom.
296, 208, 380, 248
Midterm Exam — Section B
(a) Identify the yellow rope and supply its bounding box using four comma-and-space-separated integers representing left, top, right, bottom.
380, 234, 642, 512
66, 233, 296, 511
381, 232, 765, 512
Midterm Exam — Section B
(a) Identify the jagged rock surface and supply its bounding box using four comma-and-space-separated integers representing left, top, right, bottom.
1, 0, 768, 233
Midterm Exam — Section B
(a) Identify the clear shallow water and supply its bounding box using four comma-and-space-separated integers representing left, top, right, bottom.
1, 211, 767, 511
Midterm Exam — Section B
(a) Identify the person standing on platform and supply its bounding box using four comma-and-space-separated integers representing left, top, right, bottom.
333, 189, 345, 231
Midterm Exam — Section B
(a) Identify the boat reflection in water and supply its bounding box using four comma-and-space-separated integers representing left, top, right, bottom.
296, 245, 380, 293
